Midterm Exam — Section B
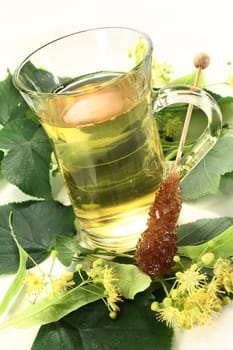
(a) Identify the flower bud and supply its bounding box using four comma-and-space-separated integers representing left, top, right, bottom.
151, 301, 160, 312
75, 263, 83, 272
201, 252, 215, 265
173, 255, 181, 263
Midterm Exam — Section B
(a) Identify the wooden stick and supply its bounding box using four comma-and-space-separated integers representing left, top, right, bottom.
173, 53, 210, 172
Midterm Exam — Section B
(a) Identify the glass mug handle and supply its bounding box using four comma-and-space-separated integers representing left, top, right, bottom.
153, 85, 222, 178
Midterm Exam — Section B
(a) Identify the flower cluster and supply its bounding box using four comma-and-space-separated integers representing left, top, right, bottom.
85, 258, 122, 318
23, 250, 76, 302
23, 270, 75, 302
128, 36, 173, 88
151, 254, 233, 329
23, 251, 122, 318
23, 272, 44, 296
23, 270, 75, 304
49, 272, 75, 295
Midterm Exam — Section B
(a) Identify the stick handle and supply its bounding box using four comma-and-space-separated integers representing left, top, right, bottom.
173, 66, 202, 172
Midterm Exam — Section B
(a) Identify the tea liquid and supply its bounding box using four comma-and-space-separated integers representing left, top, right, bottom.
41, 72, 164, 250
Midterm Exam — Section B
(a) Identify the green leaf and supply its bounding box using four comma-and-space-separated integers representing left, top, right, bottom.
31, 321, 82, 349
55, 235, 80, 267
108, 262, 151, 299
204, 88, 222, 103
177, 217, 233, 246
0, 283, 104, 329
0, 213, 28, 315
32, 294, 173, 350
181, 127, 233, 200
19, 61, 64, 93
0, 201, 75, 274
218, 95, 233, 125
0, 71, 28, 125
0, 118, 52, 198
178, 225, 233, 260
168, 70, 205, 87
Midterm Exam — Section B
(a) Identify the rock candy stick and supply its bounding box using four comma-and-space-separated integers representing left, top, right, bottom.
134, 53, 210, 277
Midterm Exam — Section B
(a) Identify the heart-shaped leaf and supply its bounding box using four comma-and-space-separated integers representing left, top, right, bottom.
0, 119, 52, 198
32, 294, 173, 350
0, 201, 75, 274
177, 217, 233, 246
0, 71, 28, 125
181, 127, 233, 200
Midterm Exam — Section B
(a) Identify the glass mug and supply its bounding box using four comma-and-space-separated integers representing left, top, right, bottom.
13, 27, 222, 251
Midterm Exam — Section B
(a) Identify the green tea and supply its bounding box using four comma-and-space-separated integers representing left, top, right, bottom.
41, 72, 164, 250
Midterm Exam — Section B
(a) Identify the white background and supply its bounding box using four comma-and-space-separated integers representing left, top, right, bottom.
0, 0, 233, 349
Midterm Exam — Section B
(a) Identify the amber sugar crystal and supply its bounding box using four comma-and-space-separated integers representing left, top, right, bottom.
134, 171, 182, 278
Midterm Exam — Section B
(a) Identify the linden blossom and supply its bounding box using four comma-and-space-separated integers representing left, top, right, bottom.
150, 254, 233, 329
1, 41, 233, 350
23, 250, 123, 317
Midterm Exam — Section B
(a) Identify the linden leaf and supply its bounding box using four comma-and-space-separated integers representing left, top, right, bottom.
0, 118, 52, 198
177, 217, 233, 246
31, 321, 82, 349
0, 201, 75, 274
31, 294, 173, 350
0, 71, 28, 125
181, 127, 233, 200
55, 235, 80, 267
168, 70, 205, 87
218, 95, 233, 124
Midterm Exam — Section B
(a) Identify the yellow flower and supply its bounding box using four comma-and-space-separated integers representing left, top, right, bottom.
60, 272, 74, 282
157, 306, 180, 328
102, 266, 118, 291
186, 287, 222, 326
23, 272, 44, 295
50, 279, 65, 294
88, 261, 122, 313
206, 277, 219, 295
152, 261, 228, 329
155, 283, 223, 329
134, 36, 147, 65
107, 286, 122, 312
214, 258, 229, 276
214, 258, 233, 294
175, 264, 207, 294
177, 308, 196, 329
222, 275, 233, 294
50, 273, 75, 295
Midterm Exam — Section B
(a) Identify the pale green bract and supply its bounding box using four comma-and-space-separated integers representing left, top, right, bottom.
0, 220, 151, 329
0, 284, 105, 329
178, 225, 233, 261
0, 213, 28, 315
107, 262, 151, 300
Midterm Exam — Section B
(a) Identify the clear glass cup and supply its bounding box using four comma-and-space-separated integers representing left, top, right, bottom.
13, 27, 222, 251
